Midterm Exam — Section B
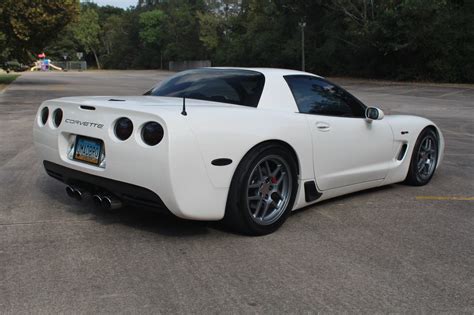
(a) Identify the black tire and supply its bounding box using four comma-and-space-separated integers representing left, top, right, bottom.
224, 143, 298, 235
404, 127, 439, 186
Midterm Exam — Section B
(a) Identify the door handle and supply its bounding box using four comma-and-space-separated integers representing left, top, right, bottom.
316, 122, 331, 131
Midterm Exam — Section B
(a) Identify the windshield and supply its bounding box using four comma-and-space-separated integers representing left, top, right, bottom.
147, 69, 265, 107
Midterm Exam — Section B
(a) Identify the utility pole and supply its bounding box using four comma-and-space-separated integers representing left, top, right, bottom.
299, 21, 306, 72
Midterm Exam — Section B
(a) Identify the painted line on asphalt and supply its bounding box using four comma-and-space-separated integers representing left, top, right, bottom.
416, 196, 474, 201
437, 89, 468, 98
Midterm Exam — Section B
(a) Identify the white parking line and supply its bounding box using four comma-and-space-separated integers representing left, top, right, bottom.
416, 196, 474, 201
437, 89, 468, 98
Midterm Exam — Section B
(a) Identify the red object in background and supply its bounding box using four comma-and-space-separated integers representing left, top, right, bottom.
38, 53, 46, 58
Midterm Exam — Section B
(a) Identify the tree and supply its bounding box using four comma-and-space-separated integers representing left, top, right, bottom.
98, 6, 126, 56
71, 7, 102, 69
0, 31, 9, 65
138, 3, 207, 65
41, 0, 474, 82
0, 0, 79, 63
197, 11, 222, 52
160, 3, 206, 61
139, 9, 167, 68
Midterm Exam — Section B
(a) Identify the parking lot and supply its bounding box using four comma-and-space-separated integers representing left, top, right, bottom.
1, 71, 473, 313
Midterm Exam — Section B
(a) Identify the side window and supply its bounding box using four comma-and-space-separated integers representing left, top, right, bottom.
284, 75, 366, 118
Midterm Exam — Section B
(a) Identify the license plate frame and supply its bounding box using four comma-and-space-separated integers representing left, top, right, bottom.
73, 136, 103, 166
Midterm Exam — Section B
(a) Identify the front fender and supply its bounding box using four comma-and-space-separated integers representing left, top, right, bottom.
384, 115, 445, 184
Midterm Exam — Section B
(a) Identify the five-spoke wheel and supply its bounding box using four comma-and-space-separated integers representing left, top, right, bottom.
246, 156, 292, 225
225, 143, 297, 235
405, 128, 439, 186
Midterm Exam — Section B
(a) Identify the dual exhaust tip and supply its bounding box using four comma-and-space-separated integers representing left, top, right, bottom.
65, 185, 89, 201
92, 194, 122, 210
65, 186, 122, 210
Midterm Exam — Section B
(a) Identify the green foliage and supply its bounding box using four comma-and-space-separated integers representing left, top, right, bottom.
0, 74, 20, 85
139, 10, 167, 45
197, 11, 222, 51
71, 7, 102, 68
0, 0, 79, 63
0, 31, 9, 65
40, 0, 474, 82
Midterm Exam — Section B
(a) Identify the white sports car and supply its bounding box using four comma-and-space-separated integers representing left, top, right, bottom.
34, 68, 444, 235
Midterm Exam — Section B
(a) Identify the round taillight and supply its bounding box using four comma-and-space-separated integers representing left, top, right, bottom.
53, 108, 63, 127
114, 117, 133, 141
40, 107, 49, 125
142, 122, 164, 146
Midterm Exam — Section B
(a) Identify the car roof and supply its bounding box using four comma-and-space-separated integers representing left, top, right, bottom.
198, 67, 326, 112
175, 67, 325, 112
209, 67, 324, 79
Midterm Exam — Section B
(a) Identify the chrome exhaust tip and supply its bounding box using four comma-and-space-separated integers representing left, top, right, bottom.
74, 188, 90, 201
65, 186, 75, 199
92, 194, 103, 207
101, 195, 123, 210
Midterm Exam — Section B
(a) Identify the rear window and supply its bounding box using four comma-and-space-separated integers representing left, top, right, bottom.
147, 69, 265, 107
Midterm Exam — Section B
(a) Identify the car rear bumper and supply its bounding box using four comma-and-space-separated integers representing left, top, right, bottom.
44, 160, 169, 211
34, 99, 230, 221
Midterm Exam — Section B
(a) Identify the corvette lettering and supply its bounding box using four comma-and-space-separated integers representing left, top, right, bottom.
65, 119, 104, 129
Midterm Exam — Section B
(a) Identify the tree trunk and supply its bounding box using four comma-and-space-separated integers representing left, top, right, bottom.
92, 48, 101, 70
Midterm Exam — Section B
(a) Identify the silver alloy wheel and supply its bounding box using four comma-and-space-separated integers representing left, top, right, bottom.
246, 155, 292, 225
416, 135, 438, 181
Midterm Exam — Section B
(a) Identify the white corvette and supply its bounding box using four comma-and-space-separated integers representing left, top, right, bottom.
34, 68, 444, 235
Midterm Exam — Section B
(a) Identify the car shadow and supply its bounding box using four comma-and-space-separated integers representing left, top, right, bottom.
290, 184, 397, 217
38, 178, 217, 237
39, 177, 400, 237
95, 206, 218, 237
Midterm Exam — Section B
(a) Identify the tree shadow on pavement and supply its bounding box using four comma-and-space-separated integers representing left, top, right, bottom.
11, 78, 68, 86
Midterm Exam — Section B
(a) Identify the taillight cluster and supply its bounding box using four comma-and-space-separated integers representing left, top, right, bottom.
142, 122, 164, 146
38, 107, 164, 146
53, 109, 63, 127
38, 106, 63, 128
114, 117, 133, 140
40, 107, 49, 125
114, 117, 164, 146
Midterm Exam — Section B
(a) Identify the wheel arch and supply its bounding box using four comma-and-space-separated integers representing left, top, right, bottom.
426, 124, 438, 136
223, 138, 301, 234
226, 139, 301, 206
423, 124, 444, 169
242, 139, 301, 176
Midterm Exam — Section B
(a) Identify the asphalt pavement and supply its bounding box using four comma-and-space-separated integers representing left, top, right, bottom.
1, 71, 473, 313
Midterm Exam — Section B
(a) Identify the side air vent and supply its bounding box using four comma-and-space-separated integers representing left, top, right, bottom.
108, 99, 125, 102
304, 181, 322, 202
80, 105, 96, 111
397, 144, 408, 160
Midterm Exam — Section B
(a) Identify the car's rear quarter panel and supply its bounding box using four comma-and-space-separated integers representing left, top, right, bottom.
34, 98, 275, 221
183, 106, 316, 210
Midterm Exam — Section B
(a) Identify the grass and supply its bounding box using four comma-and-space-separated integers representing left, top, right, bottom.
0, 73, 20, 84
0, 73, 20, 92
